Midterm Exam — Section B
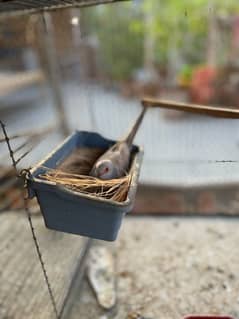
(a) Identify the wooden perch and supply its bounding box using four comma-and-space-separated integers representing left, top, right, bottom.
142, 98, 239, 119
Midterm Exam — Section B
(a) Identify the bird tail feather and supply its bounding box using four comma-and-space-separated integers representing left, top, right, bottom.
124, 105, 148, 146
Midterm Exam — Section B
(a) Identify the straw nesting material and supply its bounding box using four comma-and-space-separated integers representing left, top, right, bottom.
39, 147, 132, 202
41, 168, 132, 202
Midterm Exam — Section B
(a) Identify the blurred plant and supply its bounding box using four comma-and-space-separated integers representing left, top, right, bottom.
82, 3, 144, 81
141, 0, 239, 65
190, 65, 217, 104
178, 64, 194, 87
82, 0, 239, 81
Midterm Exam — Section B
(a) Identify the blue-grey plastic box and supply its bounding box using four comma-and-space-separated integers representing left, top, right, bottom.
27, 131, 143, 241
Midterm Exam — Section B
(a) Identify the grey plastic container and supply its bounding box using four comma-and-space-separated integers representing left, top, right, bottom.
27, 131, 143, 241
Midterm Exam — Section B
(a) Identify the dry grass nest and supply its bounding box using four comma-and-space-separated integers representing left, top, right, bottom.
40, 167, 133, 203
38, 147, 134, 202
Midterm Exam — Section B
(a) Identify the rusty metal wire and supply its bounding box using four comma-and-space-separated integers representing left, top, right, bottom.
0, 125, 57, 167
15, 145, 37, 165
0, 0, 128, 17
0, 120, 59, 319
0, 124, 57, 144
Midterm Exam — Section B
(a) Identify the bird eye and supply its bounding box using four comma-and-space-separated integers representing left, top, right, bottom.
99, 166, 109, 177
104, 167, 109, 173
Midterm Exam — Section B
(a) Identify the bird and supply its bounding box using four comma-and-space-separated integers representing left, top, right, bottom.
90, 105, 148, 180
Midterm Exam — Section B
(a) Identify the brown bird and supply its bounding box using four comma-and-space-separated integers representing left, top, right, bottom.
90, 105, 147, 180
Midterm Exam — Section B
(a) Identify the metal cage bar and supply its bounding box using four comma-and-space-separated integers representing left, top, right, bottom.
0, 0, 128, 17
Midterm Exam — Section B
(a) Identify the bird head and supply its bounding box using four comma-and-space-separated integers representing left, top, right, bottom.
91, 159, 114, 180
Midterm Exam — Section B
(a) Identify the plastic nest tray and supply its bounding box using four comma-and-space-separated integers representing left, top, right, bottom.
27, 131, 143, 241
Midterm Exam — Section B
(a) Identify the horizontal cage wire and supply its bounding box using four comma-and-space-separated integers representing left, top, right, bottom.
0, 0, 125, 16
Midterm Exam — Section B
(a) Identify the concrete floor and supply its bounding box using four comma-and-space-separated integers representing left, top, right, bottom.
0, 211, 88, 319
68, 216, 239, 319
1, 212, 239, 318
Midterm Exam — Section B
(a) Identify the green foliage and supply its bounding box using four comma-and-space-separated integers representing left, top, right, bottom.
180, 64, 194, 80
82, 3, 144, 80
140, 0, 239, 65
82, 0, 239, 80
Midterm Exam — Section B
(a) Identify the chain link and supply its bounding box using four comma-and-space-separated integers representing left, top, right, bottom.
0, 120, 59, 319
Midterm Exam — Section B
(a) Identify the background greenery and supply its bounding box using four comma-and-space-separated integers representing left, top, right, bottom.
82, 0, 239, 81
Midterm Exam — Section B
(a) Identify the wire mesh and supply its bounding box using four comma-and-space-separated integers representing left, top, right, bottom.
0, 0, 126, 16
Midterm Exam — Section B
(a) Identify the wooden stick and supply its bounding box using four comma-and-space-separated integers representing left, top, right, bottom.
142, 98, 239, 119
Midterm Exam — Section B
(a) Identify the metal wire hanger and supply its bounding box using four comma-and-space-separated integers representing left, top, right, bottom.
0, 120, 60, 319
